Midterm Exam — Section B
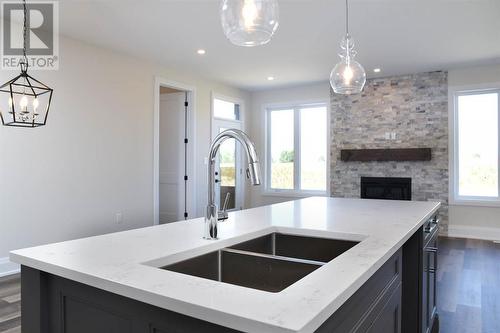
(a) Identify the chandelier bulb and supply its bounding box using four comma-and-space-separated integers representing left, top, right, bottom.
33, 97, 39, 111
343, 66, 354, 84
20, 95, 28, 108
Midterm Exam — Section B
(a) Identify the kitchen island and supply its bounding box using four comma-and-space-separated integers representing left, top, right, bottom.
10, 197, 440, 333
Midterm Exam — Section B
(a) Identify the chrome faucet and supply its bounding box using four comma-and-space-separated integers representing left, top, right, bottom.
205, 129, 261, 240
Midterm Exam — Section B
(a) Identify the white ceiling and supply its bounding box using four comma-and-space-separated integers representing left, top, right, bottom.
57, 0, 500, 91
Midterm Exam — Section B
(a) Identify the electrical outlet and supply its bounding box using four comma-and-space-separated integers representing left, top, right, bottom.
385, 132, 391, 140
391, 132, 397, 140
115, 212, 123, 224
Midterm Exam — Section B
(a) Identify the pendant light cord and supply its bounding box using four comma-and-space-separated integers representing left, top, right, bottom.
344, 0, 351, 62
22, 0, 28, 68
345, 0, 349, 36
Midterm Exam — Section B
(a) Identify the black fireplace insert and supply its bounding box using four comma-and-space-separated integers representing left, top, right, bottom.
360, 177, 412, 201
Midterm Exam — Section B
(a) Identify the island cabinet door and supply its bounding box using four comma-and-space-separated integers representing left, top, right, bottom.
21, 266, 241, 333
362, 282, 402, 333
315, 249, 402, 333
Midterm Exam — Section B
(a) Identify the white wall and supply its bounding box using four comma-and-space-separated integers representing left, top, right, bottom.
446, 64, 500, 241
0, 35, 250, 264
248, 82, 330, 207
448, 64, 500, 87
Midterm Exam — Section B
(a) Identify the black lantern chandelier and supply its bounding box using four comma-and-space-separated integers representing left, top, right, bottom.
0, 0, 53, 128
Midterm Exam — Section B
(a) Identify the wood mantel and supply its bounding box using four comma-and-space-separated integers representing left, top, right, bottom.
340, 148, 432, 162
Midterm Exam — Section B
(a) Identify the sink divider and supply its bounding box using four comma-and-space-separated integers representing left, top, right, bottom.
272, 233, 276, 256
220, 248, 327, 267
217, 250, 222, 282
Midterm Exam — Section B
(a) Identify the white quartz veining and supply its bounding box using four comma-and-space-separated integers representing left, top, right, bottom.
10, 197, 440, 333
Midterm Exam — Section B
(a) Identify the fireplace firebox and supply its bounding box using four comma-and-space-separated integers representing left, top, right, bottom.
360, 177, 412, 201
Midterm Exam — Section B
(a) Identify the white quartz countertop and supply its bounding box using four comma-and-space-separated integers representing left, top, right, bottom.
11, 197, 440, 333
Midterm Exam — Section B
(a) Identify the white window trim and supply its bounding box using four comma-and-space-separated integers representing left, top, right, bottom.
449, 84, 500, 207
263, 101, 330, 197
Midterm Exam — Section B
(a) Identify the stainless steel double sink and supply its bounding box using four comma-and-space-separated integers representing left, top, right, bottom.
162, 233, 359, 293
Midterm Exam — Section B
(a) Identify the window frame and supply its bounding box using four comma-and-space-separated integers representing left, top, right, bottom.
264, 101, 330, 197
450, 87, 500, 207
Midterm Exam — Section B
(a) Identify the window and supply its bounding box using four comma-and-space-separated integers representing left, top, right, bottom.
452, 89, 500, 205
213, 98, 240, 120
269, 109, 294, 190
266, 103, 328, 194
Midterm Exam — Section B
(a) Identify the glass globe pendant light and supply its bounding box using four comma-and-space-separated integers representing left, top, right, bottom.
0, 0, 54, 128
220, 0, 279, 47
330, 0, 366, 95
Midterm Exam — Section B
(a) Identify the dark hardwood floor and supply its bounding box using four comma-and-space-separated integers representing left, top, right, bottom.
0, 237, 498, 333
0, 273, 20, 333
438, 237, 500, 333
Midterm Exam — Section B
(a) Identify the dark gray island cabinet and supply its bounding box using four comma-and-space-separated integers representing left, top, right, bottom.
22, 250, 403, 333
20, 215, 440, 333
21, 249, 401, 333
22, 224, 438, 333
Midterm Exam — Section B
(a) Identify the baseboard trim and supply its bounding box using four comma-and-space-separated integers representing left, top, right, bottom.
445, 225, 500, 242
0, 257, 20, 277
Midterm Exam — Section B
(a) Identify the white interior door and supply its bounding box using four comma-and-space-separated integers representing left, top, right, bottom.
159, 92, 185, 223
212, 119, 243, 211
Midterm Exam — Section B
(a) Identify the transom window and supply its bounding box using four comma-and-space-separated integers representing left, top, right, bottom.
452, 89, 500, 205
213, 98, 240, 120
266, 103, 328, 194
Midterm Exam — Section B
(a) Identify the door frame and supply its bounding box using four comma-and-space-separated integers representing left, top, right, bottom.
153, 77, 197, 225
210, 92, 246, 210
211, 118, 244, 211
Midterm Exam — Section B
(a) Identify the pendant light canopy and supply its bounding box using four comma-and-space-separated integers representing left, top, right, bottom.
0, 0, 53, 128
220, 0, 279, 47
330, 0, 366, 95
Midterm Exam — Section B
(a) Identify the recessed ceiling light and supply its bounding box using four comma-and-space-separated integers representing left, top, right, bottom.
267, 76, 275, 81
197, 49, 206, 55
373, 68, 381, 73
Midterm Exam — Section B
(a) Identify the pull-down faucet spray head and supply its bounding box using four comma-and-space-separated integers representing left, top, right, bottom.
247, 161, 261, 186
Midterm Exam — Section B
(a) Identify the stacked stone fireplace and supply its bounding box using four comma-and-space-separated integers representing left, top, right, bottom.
329, 71, 449, 230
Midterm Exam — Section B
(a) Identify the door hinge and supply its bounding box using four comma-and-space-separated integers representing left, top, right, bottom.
184, 101, 188, 107
184, 175, 188, 181
184, 138, 188, 144
184, 212, 188, 218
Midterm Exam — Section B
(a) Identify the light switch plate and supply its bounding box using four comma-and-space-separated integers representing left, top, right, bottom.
115, 212, 123, 224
